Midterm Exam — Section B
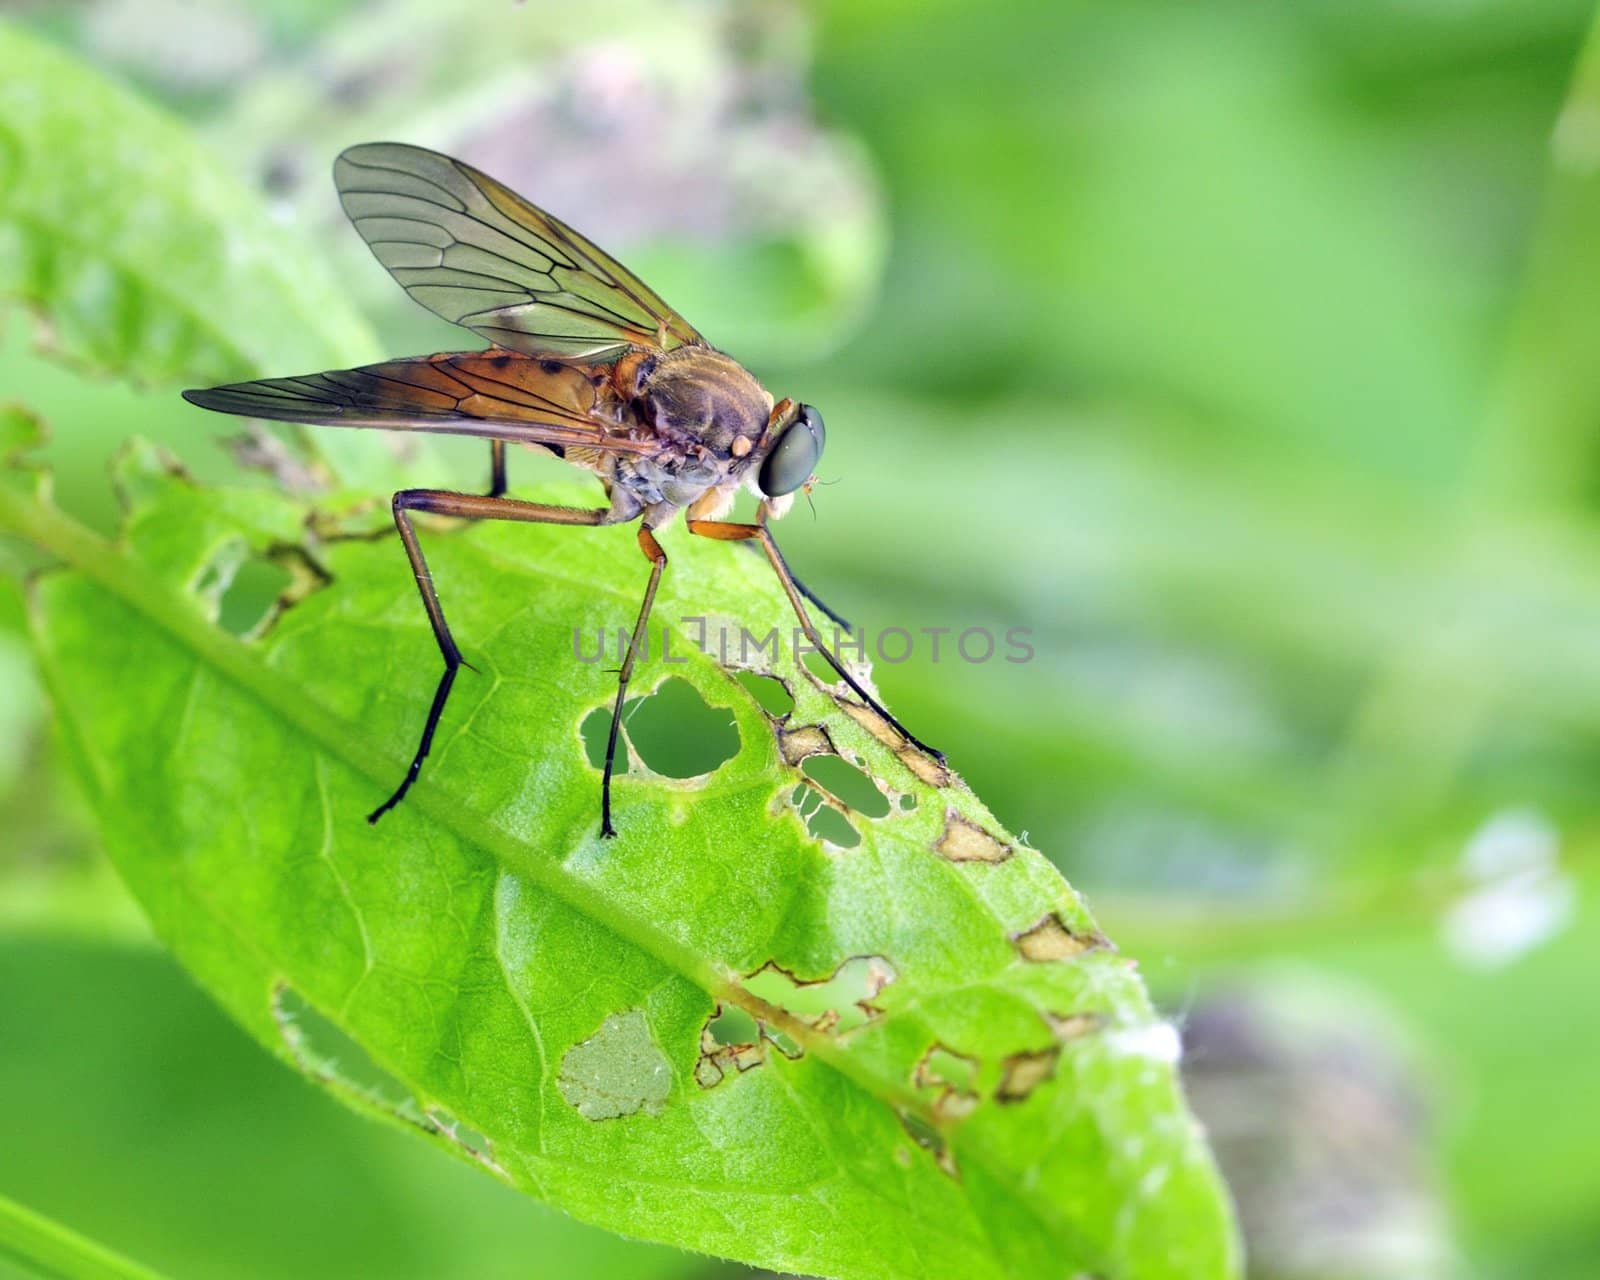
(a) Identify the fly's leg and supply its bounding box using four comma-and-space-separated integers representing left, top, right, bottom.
488, 440, 507, 498
599, 525, 667, 838
688, 515, 944, 763
747, 543, 851, 632
793, 570, 851, 633
369, 491, 610, 823
739, 540, 857, 630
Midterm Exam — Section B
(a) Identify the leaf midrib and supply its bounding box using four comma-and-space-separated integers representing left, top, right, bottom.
1, 486, 1096, 1273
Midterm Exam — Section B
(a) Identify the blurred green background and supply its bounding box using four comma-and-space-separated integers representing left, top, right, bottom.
4, 1, 1599, 1277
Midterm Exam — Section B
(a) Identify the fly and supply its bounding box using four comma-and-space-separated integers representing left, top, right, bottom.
184, 142, 942, 836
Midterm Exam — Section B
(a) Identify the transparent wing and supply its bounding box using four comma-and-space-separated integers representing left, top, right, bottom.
183, 353, 660, 456
334, 142, 705, 361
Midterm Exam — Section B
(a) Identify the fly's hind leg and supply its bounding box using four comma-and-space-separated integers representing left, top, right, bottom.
688, 513, 944, 763
369, 490, 610, 823
488, 440, 507, 497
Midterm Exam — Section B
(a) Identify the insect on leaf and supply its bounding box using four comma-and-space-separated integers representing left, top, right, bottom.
2, 440, 1241, 1280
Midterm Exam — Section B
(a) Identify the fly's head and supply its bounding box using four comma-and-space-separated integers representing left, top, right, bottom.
748, 398, 825, 521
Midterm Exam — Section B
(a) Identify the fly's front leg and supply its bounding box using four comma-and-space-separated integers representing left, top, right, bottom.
741, 541, 851, 631
687, 515, 944, 762
370, 490, 609, 824
599, 525, 667, 838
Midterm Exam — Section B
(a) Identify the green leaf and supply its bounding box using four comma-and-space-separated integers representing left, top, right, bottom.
2, 451, 1239, 1277
0, 19, 380, 388
0, 19, 442, 512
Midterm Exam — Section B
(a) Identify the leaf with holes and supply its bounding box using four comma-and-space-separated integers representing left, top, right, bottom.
3, 436, 1241, 1278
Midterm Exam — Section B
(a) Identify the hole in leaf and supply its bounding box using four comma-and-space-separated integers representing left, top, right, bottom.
791, 781, 861, 848
801, 647, 836, 683
580, 677, 739, 778
271, 986, 506, 1172
422, 1106, 503, 1173
707, 1004, 759, 1047
580, 705, 610, 770
695, 1003, 768, 1089
899, 793, 918, 811
915, 1044, 981, 1121
802, 754, 890, 817
217, 555, 293, 636
194, 558, 228, 611
693, 957, 893, 1091
626, 678, 738, 775
807, 803, 860, 848
745, 956, 895, 1034
272, 986, 424, 1124
736, 670, 793, 717
919, 1046, 978, 1094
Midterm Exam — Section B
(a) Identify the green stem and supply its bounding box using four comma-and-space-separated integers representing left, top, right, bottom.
0, 1192, 169, 1280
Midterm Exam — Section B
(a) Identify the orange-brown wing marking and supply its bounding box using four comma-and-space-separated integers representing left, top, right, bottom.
182, 354, 659, 456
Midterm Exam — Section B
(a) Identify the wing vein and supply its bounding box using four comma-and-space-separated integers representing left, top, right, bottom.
334, 142, 702, 357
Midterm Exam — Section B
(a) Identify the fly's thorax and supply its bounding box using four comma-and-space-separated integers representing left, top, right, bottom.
604, 346, 772, 514
635, 346, 773, 461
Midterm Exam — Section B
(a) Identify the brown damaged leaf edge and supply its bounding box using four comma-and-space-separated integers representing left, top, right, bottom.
840, 700, 954, 787
777, 721, 836, 766
995, 1046, 1061, 1104
936, 810, 1013, 864
752, 955, 896, 1033
1012, 913, 1112, 962
694, 1012, 800, 1090
695, 954, 895, 1089
1046, 1010, 1110, 1041
913, 1043, 981, 1122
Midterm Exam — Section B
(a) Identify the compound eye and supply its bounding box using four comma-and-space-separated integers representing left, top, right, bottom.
758, 404, 825, 497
